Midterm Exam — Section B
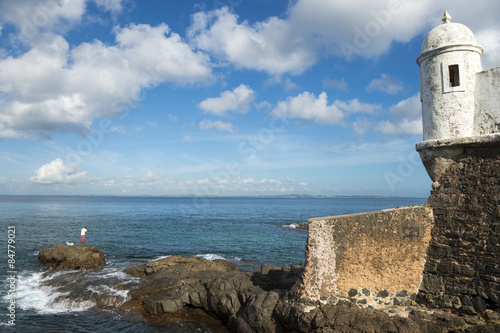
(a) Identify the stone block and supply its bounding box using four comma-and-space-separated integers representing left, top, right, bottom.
462, 295, 473, 306
428, 244, 452, 258
420, 274, 445, 293
472, 296, 486, 313
396, 290, 408, 297
348, 289, 358, 297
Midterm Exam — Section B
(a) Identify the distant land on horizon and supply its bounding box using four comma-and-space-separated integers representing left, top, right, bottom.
0, 194, 428, 199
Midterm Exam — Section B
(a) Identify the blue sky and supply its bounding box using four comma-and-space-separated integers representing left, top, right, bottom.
0, 0, 499, 197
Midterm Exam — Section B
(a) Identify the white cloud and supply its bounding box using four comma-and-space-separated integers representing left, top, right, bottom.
0, 23, 212, 139
272, 92, 343, 125
476, 28, 500, 70
287, 0, 433, 59
199, 119, 234, 133
199, 84, 255, 116
93, 0, 122, 13
271, 92, 381, 125
188, 1, 500, 73
367, 73, 404, 94
27, 170, 311, 195
334, 99, 381, 114
188, 7, 316, 75
0, 0, 87, 41
31, 158, 88, 184
375, 94, 422, 136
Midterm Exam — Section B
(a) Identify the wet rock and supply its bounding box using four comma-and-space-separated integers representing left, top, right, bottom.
38, 244, 105, 270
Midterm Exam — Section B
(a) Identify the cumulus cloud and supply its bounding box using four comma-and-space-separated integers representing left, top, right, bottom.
199, 84, 255, 116
187, 1, 500, 74
271, 91, 381, 125
0, 0, 87, 41
0, 23, 212, 139
366, 73, 404, 94
199, 119, 234, 133
375, 94, 422, 136
188, 7, 315, 75
31, 158, 88, 184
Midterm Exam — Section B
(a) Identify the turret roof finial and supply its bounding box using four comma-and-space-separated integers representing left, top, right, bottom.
442, 10, 451, 24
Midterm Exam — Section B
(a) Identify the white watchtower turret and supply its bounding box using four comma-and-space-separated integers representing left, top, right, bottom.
417, 10, 483, 141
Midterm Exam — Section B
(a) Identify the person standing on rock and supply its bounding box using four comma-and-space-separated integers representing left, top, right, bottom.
81, 226, 89, 244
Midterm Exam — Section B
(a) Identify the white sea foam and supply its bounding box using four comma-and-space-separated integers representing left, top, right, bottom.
99, 267, 137, 281
196, 253, 242, 262
14, 271, 94, 314
283, 223, 299, 229
87, 285, 129, 305
196, 253, 226, 261
152, 255, 171, 261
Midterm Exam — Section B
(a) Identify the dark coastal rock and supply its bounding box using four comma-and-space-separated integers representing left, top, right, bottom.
124, 256, 303, 332
122, 256, 500, 332
38, 244, 105, 270
124, 255, 237, 278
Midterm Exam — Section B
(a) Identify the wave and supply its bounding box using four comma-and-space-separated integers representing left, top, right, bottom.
282, 222, 307, 230
14, 271, 94, 314
152, 255, 171, 261
196, 253, 242, 262
10, 266, 140, 315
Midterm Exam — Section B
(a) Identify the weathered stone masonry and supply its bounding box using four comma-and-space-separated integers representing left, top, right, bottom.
418, 142, 500, 314
296, 206, 434, 308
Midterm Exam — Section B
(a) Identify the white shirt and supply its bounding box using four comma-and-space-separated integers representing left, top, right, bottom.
81, 228, 88, 236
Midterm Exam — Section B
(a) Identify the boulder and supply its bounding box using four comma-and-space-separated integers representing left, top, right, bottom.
38, 244, 105, 270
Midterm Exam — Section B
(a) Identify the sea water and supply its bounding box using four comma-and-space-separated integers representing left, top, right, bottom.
0, 196, 426, 332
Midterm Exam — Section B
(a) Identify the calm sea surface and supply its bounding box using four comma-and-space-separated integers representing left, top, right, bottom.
0, 196, 427, 332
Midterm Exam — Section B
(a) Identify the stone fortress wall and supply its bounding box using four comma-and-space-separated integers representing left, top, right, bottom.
296, 206, 434, 308
295, 11, 500, 315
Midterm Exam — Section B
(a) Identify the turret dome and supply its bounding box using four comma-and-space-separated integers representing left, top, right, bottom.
421, 23, 479, 54
419, 11, 483, 57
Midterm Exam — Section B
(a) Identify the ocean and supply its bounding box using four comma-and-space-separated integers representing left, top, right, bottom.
0, 196, 427, 332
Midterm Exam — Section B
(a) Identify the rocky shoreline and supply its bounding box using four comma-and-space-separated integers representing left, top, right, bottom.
38, 245, 500, 332
121, 255, 500, 332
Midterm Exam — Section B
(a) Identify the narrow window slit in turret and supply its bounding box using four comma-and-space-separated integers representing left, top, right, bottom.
449, 64, 460, 87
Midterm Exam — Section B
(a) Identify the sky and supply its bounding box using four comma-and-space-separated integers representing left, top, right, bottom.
0, 0, 499, 197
